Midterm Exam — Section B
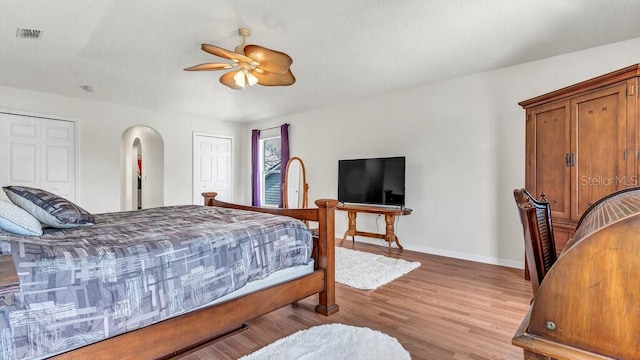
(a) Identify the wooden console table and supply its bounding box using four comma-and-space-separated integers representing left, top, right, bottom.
337, 204, 412, 255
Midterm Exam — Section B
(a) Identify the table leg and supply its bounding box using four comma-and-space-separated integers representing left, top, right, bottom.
340, 229, 349, 247
384, 214, 403, 255
339, 211, 357, 248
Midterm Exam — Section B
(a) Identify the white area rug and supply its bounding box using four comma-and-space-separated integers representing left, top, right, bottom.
335, 246, 421, 290
239, 324, 411, 360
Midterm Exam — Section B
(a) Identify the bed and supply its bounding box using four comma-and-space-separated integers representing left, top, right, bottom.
0, 191, 338, 359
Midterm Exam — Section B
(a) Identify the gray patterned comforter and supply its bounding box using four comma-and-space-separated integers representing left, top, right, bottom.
0, 205, 312, 359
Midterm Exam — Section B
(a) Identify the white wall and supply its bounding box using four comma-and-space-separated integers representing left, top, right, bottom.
0, 88, 248, 213
249, 37, 640, 268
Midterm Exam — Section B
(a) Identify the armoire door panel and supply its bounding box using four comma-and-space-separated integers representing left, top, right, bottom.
528, 101, 571, 220
625, 78, 638, 185
571, 83, 627, 220
552, 229, 570, 257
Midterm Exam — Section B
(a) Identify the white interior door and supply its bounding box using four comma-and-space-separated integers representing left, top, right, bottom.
0, 115, 39, 198
193, 134, 233, 204
0, 112, 76, 202
40, 119, 75, 201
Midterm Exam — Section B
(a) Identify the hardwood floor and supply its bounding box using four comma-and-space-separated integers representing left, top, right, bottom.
175, 242, 532, 360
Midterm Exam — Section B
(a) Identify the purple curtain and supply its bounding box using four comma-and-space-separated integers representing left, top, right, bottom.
279, 124, 290, 208
251, 129, 261, 206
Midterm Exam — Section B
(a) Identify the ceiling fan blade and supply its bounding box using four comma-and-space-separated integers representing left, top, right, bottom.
244, 45, 293, 74
201, 44, 254, 64
219, 71, 244, 90
254, 69, 296, 86
184, 63, 233, 71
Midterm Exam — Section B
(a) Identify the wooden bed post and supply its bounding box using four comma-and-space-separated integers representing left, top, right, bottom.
202, 192, 217, 206
314, 198, 339, 316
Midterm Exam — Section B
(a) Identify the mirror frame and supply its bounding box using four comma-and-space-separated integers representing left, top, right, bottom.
283, 156, 308, 208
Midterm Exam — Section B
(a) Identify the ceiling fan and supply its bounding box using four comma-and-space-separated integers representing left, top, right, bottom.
184, 28, 295, 90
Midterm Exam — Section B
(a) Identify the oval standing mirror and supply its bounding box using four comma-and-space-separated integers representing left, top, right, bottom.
283, 157, 308, 208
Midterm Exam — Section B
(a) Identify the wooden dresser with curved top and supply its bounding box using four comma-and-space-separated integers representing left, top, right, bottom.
512, 187, 640, 359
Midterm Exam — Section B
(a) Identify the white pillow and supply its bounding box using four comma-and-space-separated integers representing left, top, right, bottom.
0, 200, 43, 236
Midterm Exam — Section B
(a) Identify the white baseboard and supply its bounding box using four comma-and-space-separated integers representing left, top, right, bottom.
338, 235, 524, 269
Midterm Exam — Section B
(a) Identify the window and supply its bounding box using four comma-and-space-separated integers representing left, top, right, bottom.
251, 124, 289, 207
260, 135, 281, 207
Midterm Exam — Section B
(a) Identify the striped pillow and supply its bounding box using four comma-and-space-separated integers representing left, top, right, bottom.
3, 186, 95, 228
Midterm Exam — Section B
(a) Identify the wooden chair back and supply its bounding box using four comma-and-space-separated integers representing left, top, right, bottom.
513, 188, 558, 295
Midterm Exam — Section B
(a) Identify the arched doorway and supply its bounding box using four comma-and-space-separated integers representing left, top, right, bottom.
120, 126, 164, 210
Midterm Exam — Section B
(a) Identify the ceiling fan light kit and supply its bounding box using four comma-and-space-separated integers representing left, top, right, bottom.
234, 68, 259, 87
185, 28, 295, 90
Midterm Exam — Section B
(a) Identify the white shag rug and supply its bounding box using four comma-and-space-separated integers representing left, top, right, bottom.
239, 324, 411, 360
335, 246, 421, 290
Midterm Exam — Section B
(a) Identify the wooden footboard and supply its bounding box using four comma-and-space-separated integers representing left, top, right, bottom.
201, 192, 339, 316
50, 192, 338, 359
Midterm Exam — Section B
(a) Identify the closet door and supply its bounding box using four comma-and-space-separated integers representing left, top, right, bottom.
0, 113, 76, 202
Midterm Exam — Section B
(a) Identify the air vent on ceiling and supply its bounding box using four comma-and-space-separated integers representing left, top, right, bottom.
16, 27, 43, 39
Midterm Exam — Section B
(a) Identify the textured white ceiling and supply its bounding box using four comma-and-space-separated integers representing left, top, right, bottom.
2, 0, 640, 122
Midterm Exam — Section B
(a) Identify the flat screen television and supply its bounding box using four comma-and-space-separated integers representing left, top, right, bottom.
338, 156, 406, 206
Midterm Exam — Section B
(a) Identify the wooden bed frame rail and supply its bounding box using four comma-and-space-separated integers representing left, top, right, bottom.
51, 192, 338, 359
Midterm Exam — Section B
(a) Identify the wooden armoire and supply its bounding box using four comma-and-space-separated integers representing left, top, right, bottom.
521, 64, 640, 253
